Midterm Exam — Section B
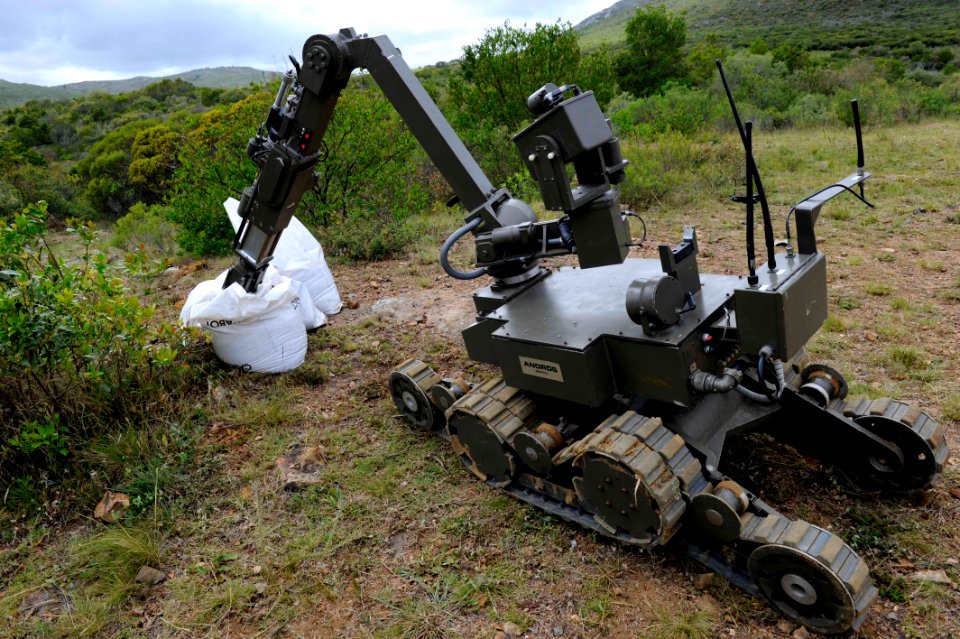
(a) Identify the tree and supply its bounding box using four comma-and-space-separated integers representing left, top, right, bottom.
449, 21, 617, 185
615, 5, 688, 97
128, 124, 180, 202
772, 42, 810, 74
686, 33, 730, 85
452, 22, 580, 132
72, 120, 158, 216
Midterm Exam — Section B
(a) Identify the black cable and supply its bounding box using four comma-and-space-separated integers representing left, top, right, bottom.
623, 211, 647, 243
785, 182, 875, 246
440, 218, 486, 280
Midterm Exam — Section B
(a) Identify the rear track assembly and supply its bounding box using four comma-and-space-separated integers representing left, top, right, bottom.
388, 359, 946, 633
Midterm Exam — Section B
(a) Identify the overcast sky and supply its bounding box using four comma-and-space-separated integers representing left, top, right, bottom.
0, 0, 614, 86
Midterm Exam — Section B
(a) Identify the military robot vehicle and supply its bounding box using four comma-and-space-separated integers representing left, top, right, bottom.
222, 29, 949, 634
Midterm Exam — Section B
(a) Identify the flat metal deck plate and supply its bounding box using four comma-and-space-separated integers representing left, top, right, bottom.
484, 259, 744, 350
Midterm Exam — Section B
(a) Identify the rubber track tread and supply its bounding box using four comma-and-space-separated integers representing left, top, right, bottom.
740, 513, 878, 625
834, 396, 948, 482
563, 412, 693, 544
394, 358, 443, 392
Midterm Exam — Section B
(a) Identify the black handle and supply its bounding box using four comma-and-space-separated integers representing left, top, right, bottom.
851, 99, 864, 171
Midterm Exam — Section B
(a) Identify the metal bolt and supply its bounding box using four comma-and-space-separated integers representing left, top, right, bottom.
528, 154, 536, 162
547, 152, 556, 160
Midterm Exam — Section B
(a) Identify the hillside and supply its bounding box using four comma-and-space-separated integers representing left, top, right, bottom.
0, 66, 275, 109
576, 0, 960, 50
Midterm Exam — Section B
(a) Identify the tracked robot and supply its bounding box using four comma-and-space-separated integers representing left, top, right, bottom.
224, 29, 948, 633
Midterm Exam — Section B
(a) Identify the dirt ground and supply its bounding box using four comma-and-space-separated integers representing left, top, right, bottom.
5, 121, 960, 639
153, 196, 959, 638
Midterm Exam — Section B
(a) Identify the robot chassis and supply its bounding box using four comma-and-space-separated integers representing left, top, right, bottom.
223, 28, 949, 634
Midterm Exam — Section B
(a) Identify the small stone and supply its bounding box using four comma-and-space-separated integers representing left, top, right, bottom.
210, 385, 228, 403
19, 588, 66, 619
791, 627, 809, 639
907, 569, 955, 586
276, 453, 324, 491
239, 485, 254, 501
494, 633, 507, 639
252, 565, 262, 575
135, 566, 167, 585
777, 619, 797, 634
917, 490, 936, 506
553, 626, 564, 637
887, 612, 901, 621
723, 614, 735, 624
94, 490, 130, 524
253, 581, 268, 595
299, 446, 324, 468
948, 487, 960, 500
693, 572, 714, 590
503, 621, 522, 638
344, 299, 360, 310
864, 331, 878, 343
945, 558, 959, 566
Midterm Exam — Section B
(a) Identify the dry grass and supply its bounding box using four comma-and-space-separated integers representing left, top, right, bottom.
3, 118, 960, 638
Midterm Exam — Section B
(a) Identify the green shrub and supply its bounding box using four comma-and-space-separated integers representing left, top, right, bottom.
0, 202, 205, 498
0, 177, 23, 219
316, 211, 413, 261
611, 84, 724, 138
943, 394, 960, 422
111, 201, 180, 256
618, 131, 739, 209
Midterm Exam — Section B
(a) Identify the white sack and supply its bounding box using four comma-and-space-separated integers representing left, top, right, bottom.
224, 198, 343, 315
180, 268, 321, 373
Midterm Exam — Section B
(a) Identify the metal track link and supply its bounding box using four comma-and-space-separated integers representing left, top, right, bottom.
836, 396, 949, 481
446, 377, 539, 482
394, 358, 442, 390
389, 359, 444, 429
740, 512, 878, 629
616, 413, 711, 499
447, 377, 537, 441
557, 412, 697, 545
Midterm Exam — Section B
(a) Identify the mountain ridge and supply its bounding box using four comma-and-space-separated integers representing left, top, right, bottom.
574, 0, 960, 50
0, 66, 276, 109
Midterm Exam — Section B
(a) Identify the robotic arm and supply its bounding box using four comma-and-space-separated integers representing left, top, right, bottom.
225, 28, 630, 292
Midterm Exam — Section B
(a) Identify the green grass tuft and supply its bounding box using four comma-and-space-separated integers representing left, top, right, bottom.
642, 603, 719, 639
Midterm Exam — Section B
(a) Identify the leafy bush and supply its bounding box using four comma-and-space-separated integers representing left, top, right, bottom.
0, 202, 206, 498
1, 165, 87, 221
72, 119, 160, 217
111, 201, 180, 256
166, 93, 268, 256
308, 85, 431, 228
0, 177, 23, 219
169, 84, 434, 258
611, 84, 724, 138
618, 132, 740, 209
316, 210, 413, 261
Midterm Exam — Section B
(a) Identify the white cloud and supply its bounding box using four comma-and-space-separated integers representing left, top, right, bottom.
0, 0, 614, 85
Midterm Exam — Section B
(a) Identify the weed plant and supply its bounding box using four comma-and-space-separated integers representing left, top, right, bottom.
0, 202, 208, 511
